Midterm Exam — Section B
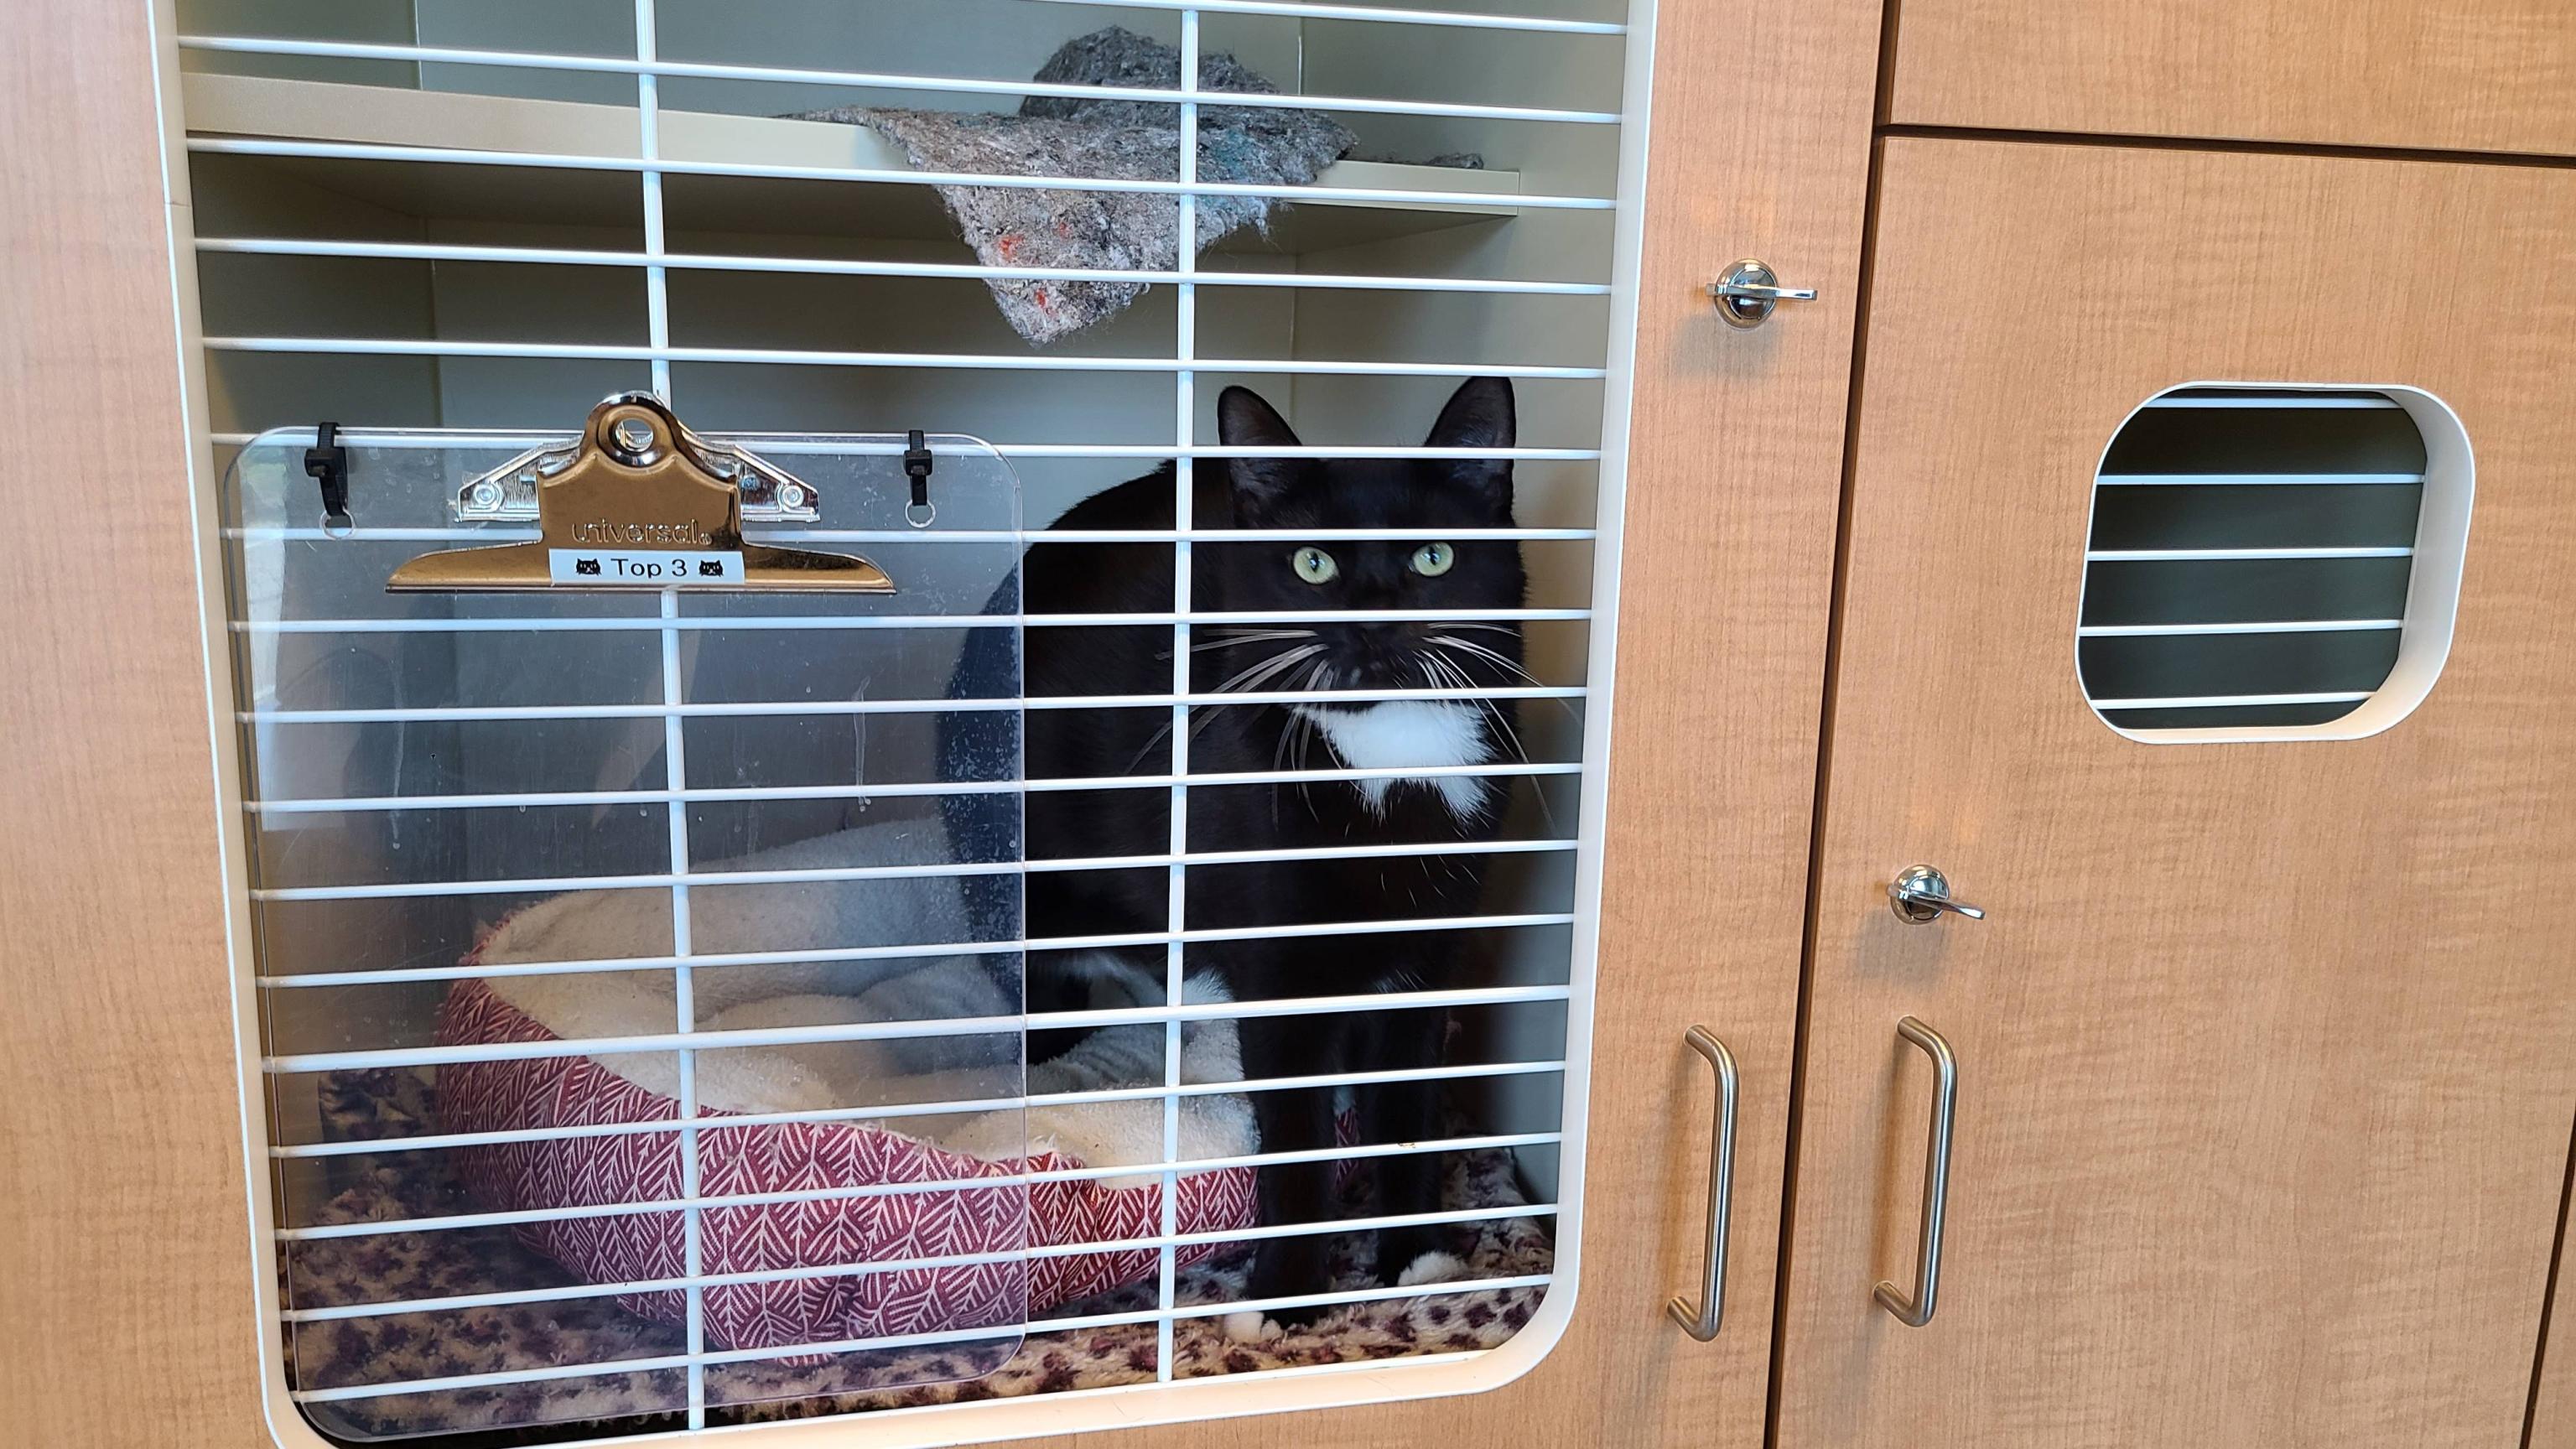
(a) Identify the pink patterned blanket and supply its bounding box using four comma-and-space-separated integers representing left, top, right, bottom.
435, 978, 1256, 1358
283, 1069, 1552, 1443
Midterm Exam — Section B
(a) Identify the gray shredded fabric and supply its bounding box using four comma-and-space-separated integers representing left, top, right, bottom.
801, 28, 1357, 345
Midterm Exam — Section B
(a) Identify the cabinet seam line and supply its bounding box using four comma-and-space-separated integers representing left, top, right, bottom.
1763, 117, 1894, 1449
1878, 121, 2576, 174
2521, 1106, 2576, 1449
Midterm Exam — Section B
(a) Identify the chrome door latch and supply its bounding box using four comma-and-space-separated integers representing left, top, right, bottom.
1706, 257, 1817, 328
1889, 865, 1985, 924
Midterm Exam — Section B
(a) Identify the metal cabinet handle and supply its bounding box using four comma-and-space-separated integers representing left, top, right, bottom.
1875, 1016, 1958, 1327
1889, 864, 1985, 924
1667, 1026, 1739, 1341
1706, 257, 1818, 329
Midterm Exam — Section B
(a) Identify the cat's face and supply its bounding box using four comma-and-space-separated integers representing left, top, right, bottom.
1198, 378, 1528, 704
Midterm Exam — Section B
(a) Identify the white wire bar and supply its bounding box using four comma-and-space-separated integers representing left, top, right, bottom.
281, 935, 1566, 982
2093, 473, 2426, 486
2089, 690, 2378, 709
258, 911, 1576, 995
285, 1275, 1553, 1405
1160, 19, 1204, 1375
245, 762, 1585, 817
2083, 546, 2416, 562
1014, 0, 1618, 31
249, 836, 1578, 902
174, 36, 1621, 126
289, 1330, 1010, 1406
267, 1059, 1571, 1159
226, 526, 1602, 544
196, 237, 1614, 297
298, 1346, 1488, 1410
238, 608, 1591, 633
200, 335, 1610, 380
240, 686, 1583, 725
262, 986, 1575, 1076
2139, 396, 2402, 409
185, 138, 1616, 210
283, 1205, 1561, 1324
625, 4, 706, 1414
2075, 619, 2406, 637
277, 1131, 1565, 1242
210, 431, 1609, 461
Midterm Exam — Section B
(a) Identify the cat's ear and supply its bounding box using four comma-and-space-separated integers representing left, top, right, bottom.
1425, 376, 1515, 514
1218, 385, 1306, 517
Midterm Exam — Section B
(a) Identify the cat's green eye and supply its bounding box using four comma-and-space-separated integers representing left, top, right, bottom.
1291, 546, 1340, 584
1410, 542, 1457, 577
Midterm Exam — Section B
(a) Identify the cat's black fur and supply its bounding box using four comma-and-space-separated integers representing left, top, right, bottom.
946, 377, 1526, 1322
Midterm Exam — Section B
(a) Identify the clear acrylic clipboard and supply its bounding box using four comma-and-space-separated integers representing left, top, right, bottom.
221, 395, 1032, 1434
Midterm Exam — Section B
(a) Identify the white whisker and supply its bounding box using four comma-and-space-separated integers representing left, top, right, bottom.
1431, 635, 1583, 724
1295, 658, 1331, 820
1429, 648, 1556, 830
1427, 634, 1540, 685
1120, 649, 1310, 774
1191, 629, 1314, 654
1431, 649, 1533, 767
1209, 642, 1324, 697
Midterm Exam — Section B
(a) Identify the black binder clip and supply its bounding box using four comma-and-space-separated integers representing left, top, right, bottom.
902, 428, 935, 528
305, 421, 352, 536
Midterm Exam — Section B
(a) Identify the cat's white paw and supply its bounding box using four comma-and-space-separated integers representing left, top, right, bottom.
1220, 1310, 1281, 1343
1395, 1250, 1468, 1287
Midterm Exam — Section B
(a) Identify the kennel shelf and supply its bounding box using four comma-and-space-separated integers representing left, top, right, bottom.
181, 72, 1529, 252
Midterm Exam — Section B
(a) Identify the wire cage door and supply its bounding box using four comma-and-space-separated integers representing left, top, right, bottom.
174, 0, 1649, 1438
226, 413, 1050, 1435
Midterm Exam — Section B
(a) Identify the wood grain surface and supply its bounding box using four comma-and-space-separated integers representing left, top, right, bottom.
1777, 136, 2576, 1449
0, 0, 265, 1445
1888, 0, 2576, 158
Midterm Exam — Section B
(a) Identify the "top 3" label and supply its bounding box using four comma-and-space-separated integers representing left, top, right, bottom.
547, 548, 750, 586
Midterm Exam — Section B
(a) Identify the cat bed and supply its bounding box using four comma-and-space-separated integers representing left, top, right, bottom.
289, 1069, 1549, 1441
432, 825, 1259, 1356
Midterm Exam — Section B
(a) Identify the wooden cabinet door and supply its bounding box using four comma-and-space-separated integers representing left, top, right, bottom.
1774, 138, 2576, 1449
1887, 0, 2576, 157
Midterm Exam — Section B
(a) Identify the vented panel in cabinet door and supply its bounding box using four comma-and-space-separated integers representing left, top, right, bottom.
2078, 385, 2473, 743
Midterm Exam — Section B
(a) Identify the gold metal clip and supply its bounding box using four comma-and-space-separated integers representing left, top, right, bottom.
387, 392, 896, 594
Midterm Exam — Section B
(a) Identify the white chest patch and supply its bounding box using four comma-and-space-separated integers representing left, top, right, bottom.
1293, 701, 1494, 820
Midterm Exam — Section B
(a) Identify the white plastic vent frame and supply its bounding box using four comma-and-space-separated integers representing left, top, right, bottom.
2077, 382, 2475, 745
148, 0, 1665, 1444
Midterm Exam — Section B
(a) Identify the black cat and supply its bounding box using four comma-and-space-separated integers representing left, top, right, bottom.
949, 377, 1528, 1322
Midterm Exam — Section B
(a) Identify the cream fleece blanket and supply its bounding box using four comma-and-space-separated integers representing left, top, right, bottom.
473, 821, 1255, 1187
